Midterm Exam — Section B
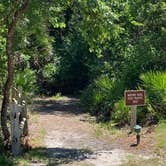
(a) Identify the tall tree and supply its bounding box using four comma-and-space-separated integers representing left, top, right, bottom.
1, 0, 30, 143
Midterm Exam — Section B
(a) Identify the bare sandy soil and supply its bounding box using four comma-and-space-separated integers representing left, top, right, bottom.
29, 97, 164, 166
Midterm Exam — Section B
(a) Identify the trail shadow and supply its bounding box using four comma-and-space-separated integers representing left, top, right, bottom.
26, 147, 93, 166
32, 98, 84, 116
47, 147, 93, 165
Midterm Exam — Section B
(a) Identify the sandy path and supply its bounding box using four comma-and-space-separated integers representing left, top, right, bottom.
31, 97, 159, 166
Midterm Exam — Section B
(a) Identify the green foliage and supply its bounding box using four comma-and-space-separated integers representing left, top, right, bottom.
42, 63, 57, 79
15, 68, 36, 97
112, 98, 130, 126
0, 155, 13, 165
81, 0, 166, 125
140, 71, 166, 121
81, 75, 125, 121
84, 71, 166, 124
0, 26, 7, 95
76, 0, 123, 56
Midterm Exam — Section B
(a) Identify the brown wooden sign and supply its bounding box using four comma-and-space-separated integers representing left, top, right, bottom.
125, 90, 145, 106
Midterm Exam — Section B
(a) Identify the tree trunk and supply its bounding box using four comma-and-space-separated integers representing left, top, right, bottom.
1, 50, 14, 141
1, 0, 30, 143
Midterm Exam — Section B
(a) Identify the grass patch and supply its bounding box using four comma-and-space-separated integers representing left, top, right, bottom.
0, 109, 48, 165
30, 127, 46, 148
94, 121, 122, 137
155, 120, 166, 149
154, 120, 166, 157
0, 127, 47, 166
14, 157, 29, 166
0, 148, 48, 166
30, 112, 39, 124
94, 125, 103, 137
51, 92, 68, 100
14, 148, 48, 165
120, 155, 165, 166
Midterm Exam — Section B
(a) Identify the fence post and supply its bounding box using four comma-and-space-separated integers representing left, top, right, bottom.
10, 103, 22, 156
10, 86, 28, 156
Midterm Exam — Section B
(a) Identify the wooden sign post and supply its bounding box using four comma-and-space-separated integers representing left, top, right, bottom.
125, 90, 145, 132
130, 105, 137, 132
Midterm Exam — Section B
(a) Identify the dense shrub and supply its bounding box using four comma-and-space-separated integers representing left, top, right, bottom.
140, 71, 166, 122
112, 98, 130, 126
0, 156, 11, 165
81, 75, 125, 122
81, 71, 166, 125
111, 71, 166, 125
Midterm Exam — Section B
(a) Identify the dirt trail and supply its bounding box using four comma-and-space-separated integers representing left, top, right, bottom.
30, 97, 159, 166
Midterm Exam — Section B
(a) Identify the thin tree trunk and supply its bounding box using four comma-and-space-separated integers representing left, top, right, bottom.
1, 51, 14, 141
1, 0, 30, 143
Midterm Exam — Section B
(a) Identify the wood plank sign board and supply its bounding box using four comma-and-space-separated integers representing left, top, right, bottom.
125, 90, 145, 106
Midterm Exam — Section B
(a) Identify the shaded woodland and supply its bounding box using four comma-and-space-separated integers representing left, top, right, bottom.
0, 0, 165, 152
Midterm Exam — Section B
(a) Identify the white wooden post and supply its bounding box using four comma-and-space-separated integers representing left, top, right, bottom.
10, 86, 28, 156
10, 103, 23, 156
130, 105, 137, 132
